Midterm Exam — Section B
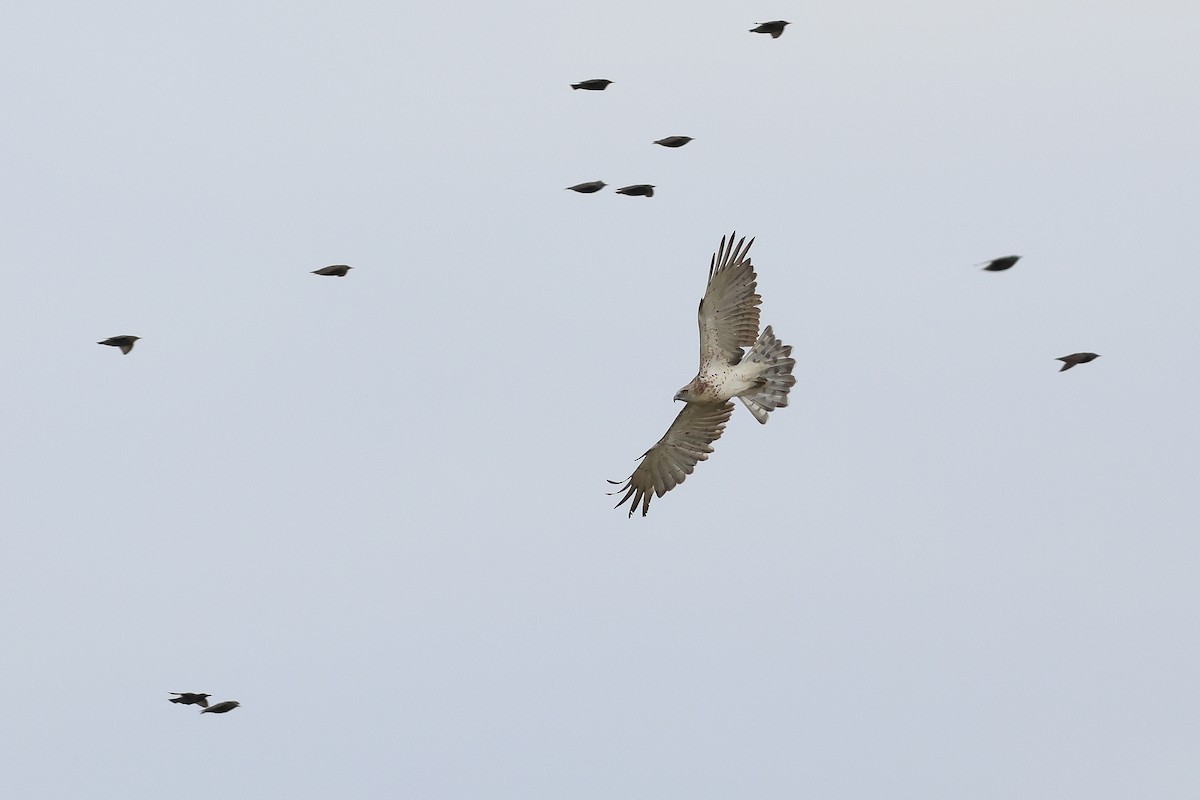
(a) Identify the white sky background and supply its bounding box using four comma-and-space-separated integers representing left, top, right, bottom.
2, 0, 1199, 796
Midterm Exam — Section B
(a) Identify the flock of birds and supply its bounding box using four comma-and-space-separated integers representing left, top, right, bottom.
101, 226, 356, 716
563, 21, 791, 200
572, 22, 1101, 517
91, 17, 1108, 722
98, 17, 1104, 528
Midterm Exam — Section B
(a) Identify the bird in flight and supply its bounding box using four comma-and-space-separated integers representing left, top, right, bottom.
98, 335, 140, 354
616, 184, 655, 197
750, 21, 790, 38
566, 181, 607, 193
571, 79, 612, 91
609, 233, 796, 517
168, 692, 210, 707
200, 700, 241, 714
1057, 352, 1100, 371
978, 255, 1021, 272
654, 136, 693, 148
312, 265, 352, 277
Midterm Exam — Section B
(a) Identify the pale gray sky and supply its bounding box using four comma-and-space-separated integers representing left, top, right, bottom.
3, 1, 1200, 797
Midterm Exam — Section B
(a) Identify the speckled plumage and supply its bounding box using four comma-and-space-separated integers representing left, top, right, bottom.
609, 233, 796, 517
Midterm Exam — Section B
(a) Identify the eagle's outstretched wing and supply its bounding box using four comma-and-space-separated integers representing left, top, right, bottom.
608, 402, 735, 517
698, 233, 761, 368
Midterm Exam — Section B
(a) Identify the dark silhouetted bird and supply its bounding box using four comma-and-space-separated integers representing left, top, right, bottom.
1057, 352, 1100, 371
979, 255, 1021, 272
169, 693, 210, 707
654, 136, 693, 148
312, 265, 352, 277
201, 701, 240, 714
616, 184, 655, 197
750, 21, 790, 38
98, 335, 140, 354
566, 181, 607, 193
571, 79, 612, 91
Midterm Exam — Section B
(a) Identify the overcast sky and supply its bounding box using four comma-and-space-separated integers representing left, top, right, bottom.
2, 1, 1200, 797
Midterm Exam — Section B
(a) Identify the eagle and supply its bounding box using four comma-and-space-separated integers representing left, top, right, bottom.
609, 233, 796, 517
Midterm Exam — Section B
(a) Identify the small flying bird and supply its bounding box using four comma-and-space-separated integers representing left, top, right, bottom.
1057, 352, 1100, 371
566, 181, 607, 193
750, 20, 790, 38
169, 693, 210, 707
654, 136, 693, 148
609, 233, 796, 517
571, 79, 612, 91
616, 184, 655, 197
979, 255, 1021, 272
98, 335, 140, 354
200, 700, 241, 714
312, 265, 352, 277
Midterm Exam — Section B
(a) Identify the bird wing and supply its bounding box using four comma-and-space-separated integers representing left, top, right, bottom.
196, 696, 209, 707
697, 233, 761, 368
609, 402, 734, 517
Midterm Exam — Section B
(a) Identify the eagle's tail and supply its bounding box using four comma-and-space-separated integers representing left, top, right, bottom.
738, 325, 796, 424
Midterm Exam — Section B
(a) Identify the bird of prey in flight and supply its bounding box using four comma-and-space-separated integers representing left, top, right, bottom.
609, 233, 795, 517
